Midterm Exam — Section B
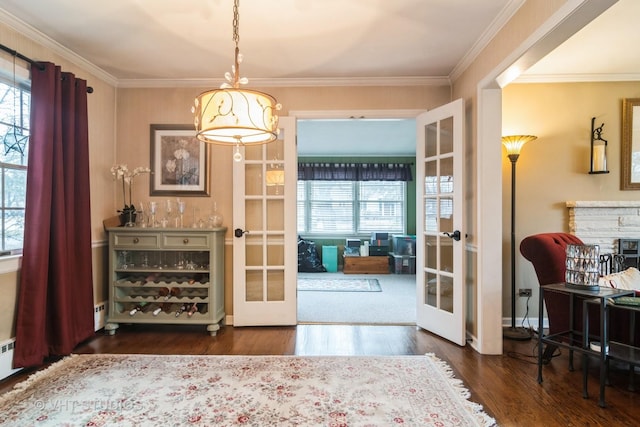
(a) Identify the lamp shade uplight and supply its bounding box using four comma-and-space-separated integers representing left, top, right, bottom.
265, 169, 285, 186
194, 88, 280, 146
501, 135, 537, 157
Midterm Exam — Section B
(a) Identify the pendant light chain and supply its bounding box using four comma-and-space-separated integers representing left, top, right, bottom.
231, 0, 241, 88
232, 0, 239, 47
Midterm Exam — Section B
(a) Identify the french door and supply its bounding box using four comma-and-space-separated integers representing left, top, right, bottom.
416, 99, 466, 345
232, 117, 297, 326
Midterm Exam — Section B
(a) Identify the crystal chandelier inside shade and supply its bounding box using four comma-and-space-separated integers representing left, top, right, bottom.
194, 87, 279, 145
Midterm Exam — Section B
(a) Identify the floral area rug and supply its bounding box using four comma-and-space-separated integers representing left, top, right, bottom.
0, 353, 495, 426
298, 278, 382, 292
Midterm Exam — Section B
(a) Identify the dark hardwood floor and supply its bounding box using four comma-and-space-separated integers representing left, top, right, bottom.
2, 324, 640, 426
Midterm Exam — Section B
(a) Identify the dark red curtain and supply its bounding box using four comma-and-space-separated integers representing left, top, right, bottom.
13, 62, 94, 368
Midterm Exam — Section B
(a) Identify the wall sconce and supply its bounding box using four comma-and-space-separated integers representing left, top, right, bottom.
589, 117, 609, 174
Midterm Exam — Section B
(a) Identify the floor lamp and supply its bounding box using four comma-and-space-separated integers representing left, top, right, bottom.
502, 135, 537, 341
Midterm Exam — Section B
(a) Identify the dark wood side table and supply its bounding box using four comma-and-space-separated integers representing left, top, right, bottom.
537, 283, 634, 407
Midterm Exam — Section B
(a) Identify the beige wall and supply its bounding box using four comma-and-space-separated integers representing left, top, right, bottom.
451, 0, 566, 338
0, 0, 612, 350
503, 81, 640, 319
0, 22, 117, 342
116, 85, 451, 315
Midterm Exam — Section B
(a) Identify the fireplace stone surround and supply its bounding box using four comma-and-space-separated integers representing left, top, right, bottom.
567, 200, 640, 255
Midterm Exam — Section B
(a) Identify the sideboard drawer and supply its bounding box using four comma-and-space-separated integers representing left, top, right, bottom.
112, 233, 159, 249
163, 233, 211, 249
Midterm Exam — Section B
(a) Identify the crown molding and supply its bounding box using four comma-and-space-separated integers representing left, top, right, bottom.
449, 0, 526, 82
514, 72, 640, 83
116, 76, 450, 89
0, 9, 118, 86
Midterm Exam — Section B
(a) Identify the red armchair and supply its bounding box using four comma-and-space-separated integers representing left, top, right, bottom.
520, 232, 639, 363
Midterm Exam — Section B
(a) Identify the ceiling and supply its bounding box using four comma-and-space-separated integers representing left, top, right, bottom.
0, 0, 636, 155
0, 0, 514, 85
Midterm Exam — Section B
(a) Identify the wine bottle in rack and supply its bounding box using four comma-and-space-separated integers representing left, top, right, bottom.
175, 303, 188, 317
145, 272, 160, 284
129, 302, 148, 316
170, 287, 181, 299
157, 287, 170, 300
187, 303, 198, 317
152, 304, 162, 316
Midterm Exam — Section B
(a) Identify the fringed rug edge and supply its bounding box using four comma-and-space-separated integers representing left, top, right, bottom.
425, 352, 497, 427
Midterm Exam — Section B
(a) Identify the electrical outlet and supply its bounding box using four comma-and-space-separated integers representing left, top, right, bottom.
519, 288, 532, 297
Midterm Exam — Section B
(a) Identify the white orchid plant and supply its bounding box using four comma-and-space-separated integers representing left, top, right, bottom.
111, 164, 151, 214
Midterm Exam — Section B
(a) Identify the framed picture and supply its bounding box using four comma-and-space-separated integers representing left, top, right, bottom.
622, 98, 640, 190
150, 124, 210, 196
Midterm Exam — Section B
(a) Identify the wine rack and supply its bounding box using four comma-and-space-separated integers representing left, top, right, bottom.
105, 227, 226, 336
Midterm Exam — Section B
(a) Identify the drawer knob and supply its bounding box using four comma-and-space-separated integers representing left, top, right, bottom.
133, 237, 139, 244
183, 238, 189, 244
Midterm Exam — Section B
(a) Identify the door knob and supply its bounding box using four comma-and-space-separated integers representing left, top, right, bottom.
234, 228, 248, 238
443, 230, 462, 241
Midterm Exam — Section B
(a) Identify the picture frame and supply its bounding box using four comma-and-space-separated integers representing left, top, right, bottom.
621, 98, 640, 190
150, 124, 210, 196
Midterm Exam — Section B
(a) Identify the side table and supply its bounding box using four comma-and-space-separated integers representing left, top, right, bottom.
585, 298, 640, 394
537, 283, 634, 407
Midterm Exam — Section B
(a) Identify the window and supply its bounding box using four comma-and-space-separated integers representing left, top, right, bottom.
0, 77, 30, 252
297, 180, 406, 235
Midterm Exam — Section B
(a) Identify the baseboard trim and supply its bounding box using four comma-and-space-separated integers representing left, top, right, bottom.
95, 301, 106, 332
503, 317, 548, 332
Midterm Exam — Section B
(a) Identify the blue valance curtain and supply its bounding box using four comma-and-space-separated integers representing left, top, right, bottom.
298, 162, 413, 181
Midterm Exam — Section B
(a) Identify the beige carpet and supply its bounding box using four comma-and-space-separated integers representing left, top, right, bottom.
298, 272, 416, 324
0, 353, 495, 426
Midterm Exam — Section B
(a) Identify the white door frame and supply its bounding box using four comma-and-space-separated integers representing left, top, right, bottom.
472, 0, 618, 354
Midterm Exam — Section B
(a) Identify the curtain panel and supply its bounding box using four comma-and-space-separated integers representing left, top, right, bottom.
13, 62, 94, 368
298, 162, 413, 181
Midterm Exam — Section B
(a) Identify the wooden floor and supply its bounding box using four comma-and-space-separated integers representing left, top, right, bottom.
2, 324, 640, 426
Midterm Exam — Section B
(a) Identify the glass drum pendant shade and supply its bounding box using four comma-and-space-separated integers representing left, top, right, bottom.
265, 169, 285, 186
193, 88, 280, 146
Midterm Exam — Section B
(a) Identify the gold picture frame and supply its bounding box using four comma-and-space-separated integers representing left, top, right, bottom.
621, 98, 640, 190
150, 124, 210, 196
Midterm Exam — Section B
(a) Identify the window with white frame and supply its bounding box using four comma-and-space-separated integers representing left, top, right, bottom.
297, 180, 406, 235
0, 75, 30, 252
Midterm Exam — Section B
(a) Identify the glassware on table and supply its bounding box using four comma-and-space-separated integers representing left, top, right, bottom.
164, 199, 175, 227
208, 202, 223, 228
149, 201, 158, 228
177, 199, 186, 228
119, 251, 129, 269
137, 201, 147, 228
191, 207, 201, 228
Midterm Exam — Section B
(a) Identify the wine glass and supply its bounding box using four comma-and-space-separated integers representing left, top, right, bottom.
177, 199, 186, 228
137, 201, 147, 227
164, 199, 175, 228
119, 251, 129, 269
149, 201, 158, 227
208, 202, 223, 228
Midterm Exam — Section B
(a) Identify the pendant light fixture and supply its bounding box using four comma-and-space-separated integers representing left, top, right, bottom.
192, 0, 281, 162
